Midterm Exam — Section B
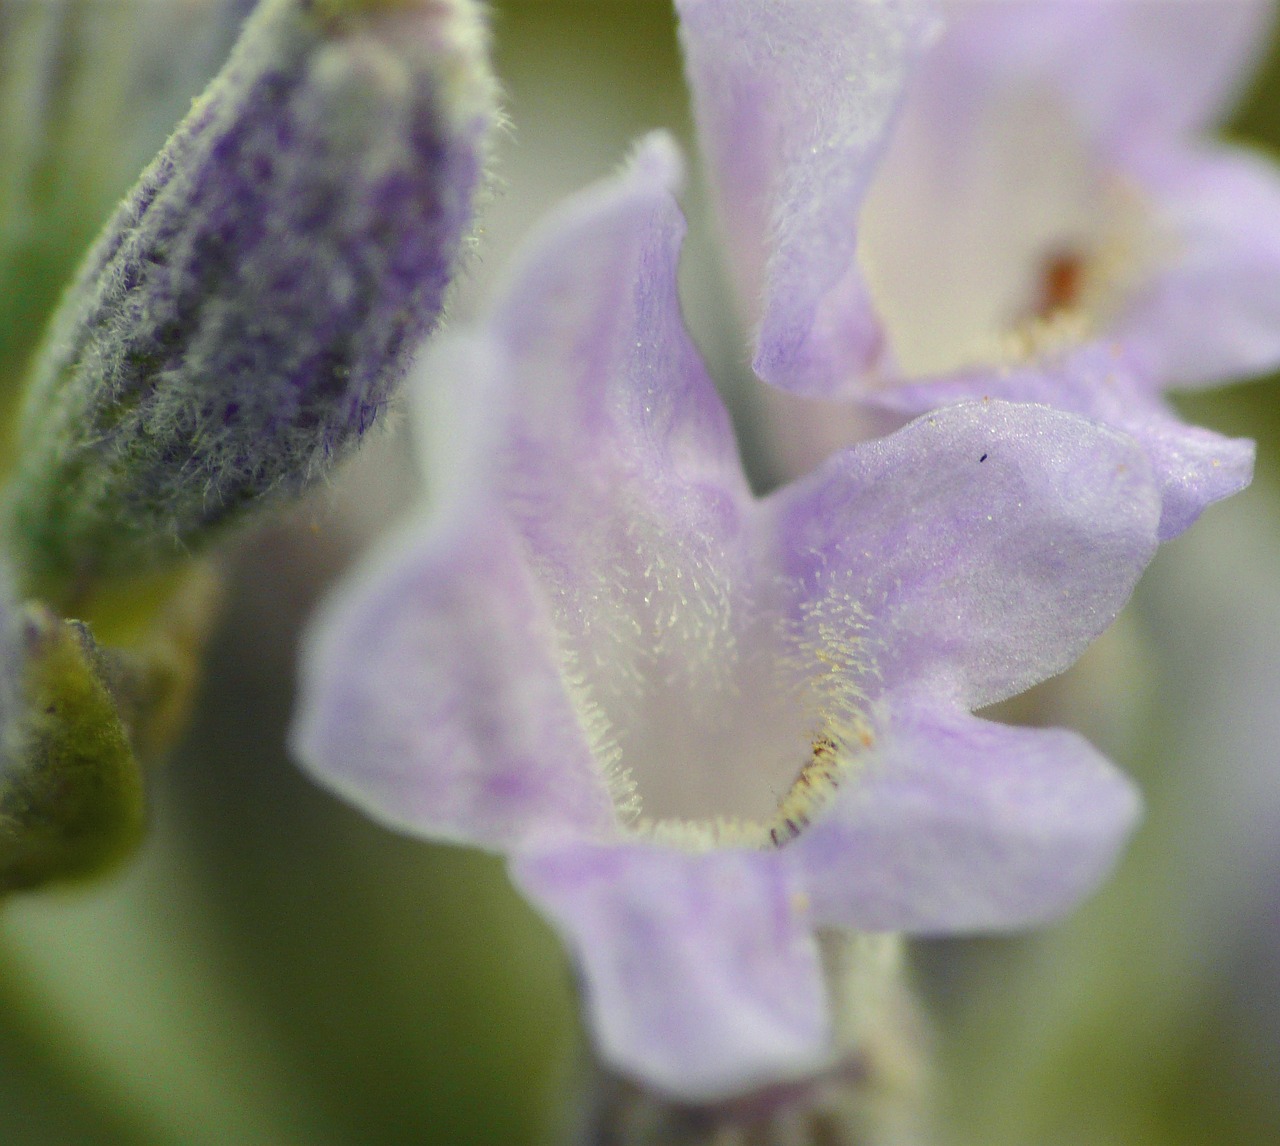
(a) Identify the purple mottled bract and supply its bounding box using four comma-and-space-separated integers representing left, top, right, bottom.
676, 0, 1279, 538
6, 0, 493, 604
292, 138, 1164, 1100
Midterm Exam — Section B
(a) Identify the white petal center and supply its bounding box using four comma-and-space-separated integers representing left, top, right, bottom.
858, 85, 1154, 378
552, 519, 876, 849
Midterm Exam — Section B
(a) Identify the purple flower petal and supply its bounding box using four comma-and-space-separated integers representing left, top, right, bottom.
786, 700, 1142, 933
1117, 144, 1280, 389
485, 132, 749, 520
512, 840, 830, 1100
931, 0, 1273, 156
292, 508, 619, 850
1138, 418, 1255, 541
468, 131, 752, 614
761, 399, 1161, 711
675, 0, 937, 395
883, 346, 1256, 540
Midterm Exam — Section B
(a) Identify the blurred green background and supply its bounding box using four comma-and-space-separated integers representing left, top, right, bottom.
1, 2, 1279, 1143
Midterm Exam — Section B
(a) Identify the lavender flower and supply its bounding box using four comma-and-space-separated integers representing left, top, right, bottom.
677, 0, 1279, 537
3, 0, 494, 609
292, 138, 1162, 1099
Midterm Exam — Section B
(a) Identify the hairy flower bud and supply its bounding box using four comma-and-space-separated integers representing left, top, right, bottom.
4, 0, 495, 610
0, 0, 251, 402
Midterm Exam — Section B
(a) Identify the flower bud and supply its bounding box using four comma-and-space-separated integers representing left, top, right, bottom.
0, 0, 252, 429
5, 0, 496, 610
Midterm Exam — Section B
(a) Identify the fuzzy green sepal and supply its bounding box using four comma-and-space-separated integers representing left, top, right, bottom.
0, 605, 145, 892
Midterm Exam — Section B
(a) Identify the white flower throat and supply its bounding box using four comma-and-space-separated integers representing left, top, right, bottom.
858, 86, 1161, 378
548, 511, 878, 852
